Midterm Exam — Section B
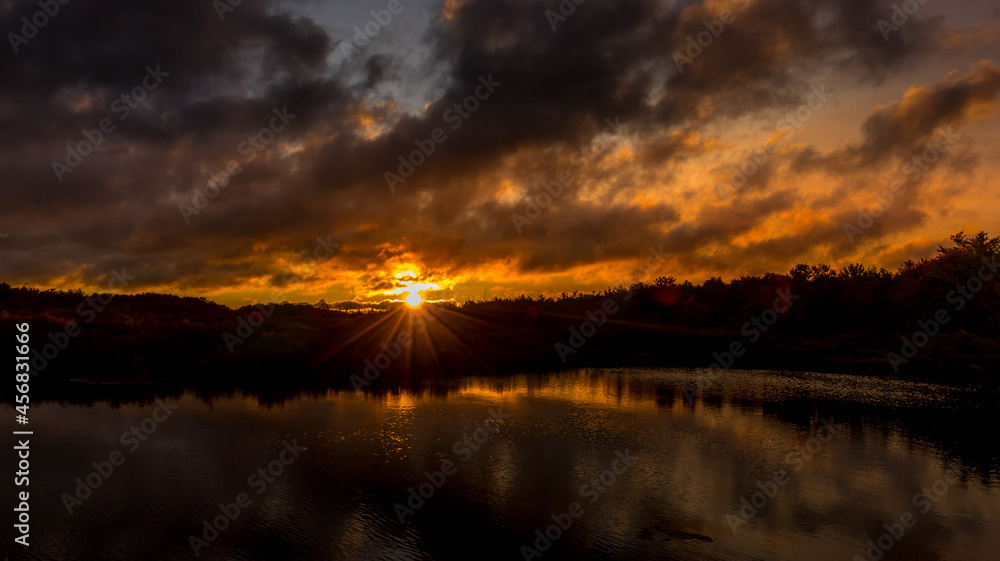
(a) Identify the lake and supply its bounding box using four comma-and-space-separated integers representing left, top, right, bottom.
9, 368, 1000, 560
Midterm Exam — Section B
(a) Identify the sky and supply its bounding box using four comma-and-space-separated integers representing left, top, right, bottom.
1, 0, 1000, 307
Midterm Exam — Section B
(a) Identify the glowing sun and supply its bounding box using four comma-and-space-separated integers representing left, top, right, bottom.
405, 292, 423, 307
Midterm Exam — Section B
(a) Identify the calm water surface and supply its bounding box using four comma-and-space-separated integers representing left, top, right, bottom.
7, 368, 1000, 561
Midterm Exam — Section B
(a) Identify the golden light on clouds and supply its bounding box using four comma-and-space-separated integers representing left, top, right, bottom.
354, 100, 397, 140
441, 0, 465, 20
381, 270, 444, 304
6, 0, 1000, 312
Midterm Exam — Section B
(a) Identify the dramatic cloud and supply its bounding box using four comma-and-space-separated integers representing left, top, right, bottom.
1, 0, 999, 305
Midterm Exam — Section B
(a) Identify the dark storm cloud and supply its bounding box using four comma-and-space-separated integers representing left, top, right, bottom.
0, 0, 970, 297
412, 0, 939, 164
0, 0, 332, 129
301, 0, 949, 276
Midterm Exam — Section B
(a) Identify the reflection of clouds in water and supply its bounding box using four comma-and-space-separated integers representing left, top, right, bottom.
14, 368, 1000, 561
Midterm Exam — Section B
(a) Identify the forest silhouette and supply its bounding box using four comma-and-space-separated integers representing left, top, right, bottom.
3, 231, 998, 400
